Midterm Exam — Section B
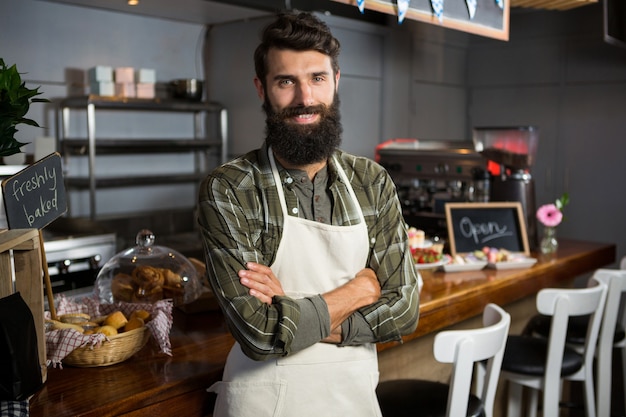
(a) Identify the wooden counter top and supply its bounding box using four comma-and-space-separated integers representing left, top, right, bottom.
29, 239, 615, 417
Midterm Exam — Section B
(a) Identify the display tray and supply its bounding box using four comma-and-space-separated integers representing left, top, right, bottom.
439, 256, 488, 272
487, 257, 538, 270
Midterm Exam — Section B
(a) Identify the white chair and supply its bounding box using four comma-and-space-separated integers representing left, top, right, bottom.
500, 275, 608, 417
593, 269, 626, 417
376, 303, 511, 417
523, 266, 626, 416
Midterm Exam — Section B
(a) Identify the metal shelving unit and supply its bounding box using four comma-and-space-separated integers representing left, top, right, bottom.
56, 95, 228, 220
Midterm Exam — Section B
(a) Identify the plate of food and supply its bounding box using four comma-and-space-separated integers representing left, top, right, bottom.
415, 258, 447, 270
411, 246, 445, 270
479, 247, 538, 270
439, 254, 488, 272
487, 257, 538, 270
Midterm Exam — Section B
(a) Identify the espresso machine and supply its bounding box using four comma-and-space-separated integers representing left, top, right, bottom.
376, 139, 490, 240
473, 126, 539, 250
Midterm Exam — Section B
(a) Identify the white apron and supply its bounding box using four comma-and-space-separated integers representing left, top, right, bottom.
208, 149, 382, 417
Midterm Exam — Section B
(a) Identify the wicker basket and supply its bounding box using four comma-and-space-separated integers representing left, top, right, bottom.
63, 326, 150, 367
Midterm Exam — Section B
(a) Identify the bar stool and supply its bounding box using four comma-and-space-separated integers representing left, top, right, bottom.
500, 275, 608, 417
522, 268, 626, 417
376, 303, 511, 417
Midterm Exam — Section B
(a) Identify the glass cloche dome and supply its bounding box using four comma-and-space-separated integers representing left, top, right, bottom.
96, 229, 203, 306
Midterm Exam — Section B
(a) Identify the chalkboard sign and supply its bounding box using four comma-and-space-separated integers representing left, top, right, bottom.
2, 152, 67, 229
331, 0, 509, 41
445, 202, 529, 256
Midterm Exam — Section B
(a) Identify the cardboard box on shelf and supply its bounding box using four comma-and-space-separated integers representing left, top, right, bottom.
88, 66, 113, 82
114, 67, 134, 83
136, 68, 156, 84
136, 83, 155, 99
115, 82, 136, 98
90, 81, 115, 97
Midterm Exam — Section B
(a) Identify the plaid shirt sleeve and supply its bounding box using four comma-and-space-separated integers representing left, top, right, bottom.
197, 149, 302, 361
336, 152, 420, 343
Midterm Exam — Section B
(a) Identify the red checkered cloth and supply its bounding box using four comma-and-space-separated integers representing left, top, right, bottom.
45, 295, 173, 367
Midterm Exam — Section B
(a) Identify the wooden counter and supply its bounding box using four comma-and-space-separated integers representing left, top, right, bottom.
29, 239, 616, 417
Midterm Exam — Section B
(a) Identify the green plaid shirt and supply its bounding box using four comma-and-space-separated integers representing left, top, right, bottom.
197, 143, 419, 361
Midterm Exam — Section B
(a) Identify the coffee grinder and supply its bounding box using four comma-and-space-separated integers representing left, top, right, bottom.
473, 126, 539, 250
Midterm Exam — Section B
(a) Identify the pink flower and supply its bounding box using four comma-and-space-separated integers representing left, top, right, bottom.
536, 203, 563, 227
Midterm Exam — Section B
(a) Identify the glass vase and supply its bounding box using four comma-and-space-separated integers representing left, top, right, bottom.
540, 226, 558, 255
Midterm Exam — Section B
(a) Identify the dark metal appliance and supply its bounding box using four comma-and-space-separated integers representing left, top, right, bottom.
43, 232, 117, 299
376, 139, 489, 240
473, 126, 539, 250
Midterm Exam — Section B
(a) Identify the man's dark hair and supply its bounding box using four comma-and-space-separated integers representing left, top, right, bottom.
254, 12, 341, 89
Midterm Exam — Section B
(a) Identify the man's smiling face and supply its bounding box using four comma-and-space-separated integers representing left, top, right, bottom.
255, 48, 343, 166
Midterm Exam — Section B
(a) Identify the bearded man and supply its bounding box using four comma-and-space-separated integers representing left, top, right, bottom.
197, 11, 419, 417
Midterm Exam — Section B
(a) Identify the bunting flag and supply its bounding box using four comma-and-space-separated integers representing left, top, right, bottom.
430, 0, 444, 22
357, 0, 365, 13
466, 0, 477, 19
397, 0, 410, 24
496, 0, 504, 9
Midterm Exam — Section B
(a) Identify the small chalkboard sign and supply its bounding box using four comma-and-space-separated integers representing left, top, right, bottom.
445, 202, 529, 256
2, 152, 67, 230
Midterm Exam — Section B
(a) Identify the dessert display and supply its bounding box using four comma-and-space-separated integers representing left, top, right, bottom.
96, 229, 203, 306
405, 227, 536, 272
407, 227, 444, 265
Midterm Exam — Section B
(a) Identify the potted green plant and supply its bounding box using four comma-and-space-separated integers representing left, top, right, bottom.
0, 58, 49, 158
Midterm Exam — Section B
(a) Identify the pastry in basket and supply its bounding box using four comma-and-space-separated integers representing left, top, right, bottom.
124, 317, 145, 332
104, 310, 128, 330
130, 309, 151, 322
97, 325, 118, 336
59, 313, 90, 324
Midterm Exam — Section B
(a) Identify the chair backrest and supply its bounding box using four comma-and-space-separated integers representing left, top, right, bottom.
535, 275, 608, 411
592, 268, 626, 417
433, 303, 511, 417
594, 269, 626, 353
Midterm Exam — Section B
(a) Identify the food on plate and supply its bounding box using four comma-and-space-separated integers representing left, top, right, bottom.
448, 252, 486, 265
407, 227, 425, 249
103, 310, 128, 330
470, 246, 529, 263
411, 245, 444, 264
453, 254, 467, 265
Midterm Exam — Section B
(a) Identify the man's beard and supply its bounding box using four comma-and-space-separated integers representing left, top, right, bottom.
264, 95, 342, 166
